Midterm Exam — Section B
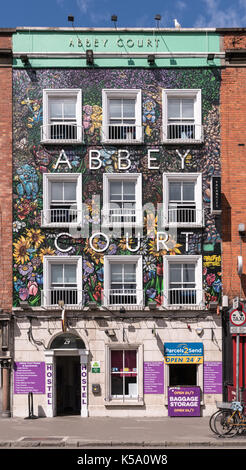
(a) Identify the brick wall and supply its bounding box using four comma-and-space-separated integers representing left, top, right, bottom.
221, 33, 246, 300
0, 34, 12, 312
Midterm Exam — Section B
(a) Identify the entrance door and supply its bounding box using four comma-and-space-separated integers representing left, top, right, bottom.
56, 356, 81, 415
169, 364, 197, 386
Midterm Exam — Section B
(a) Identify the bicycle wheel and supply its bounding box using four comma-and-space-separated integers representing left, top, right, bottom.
209, 410, 221, 434
214, 410, 238, 437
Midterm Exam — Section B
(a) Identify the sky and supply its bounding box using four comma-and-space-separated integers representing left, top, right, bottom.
1, 0, 246, 29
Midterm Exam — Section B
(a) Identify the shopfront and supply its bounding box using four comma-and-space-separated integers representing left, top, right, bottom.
164, 342, 203, 417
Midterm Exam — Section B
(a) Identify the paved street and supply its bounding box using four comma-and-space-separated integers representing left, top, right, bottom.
0, 415, 245, 448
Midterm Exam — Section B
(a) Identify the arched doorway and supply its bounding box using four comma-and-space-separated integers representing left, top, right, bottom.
44, 332, 89, 417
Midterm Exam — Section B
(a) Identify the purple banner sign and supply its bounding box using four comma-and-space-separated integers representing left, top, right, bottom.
144, 361, 164, 394
168, 387, 201, 417
14, 362, 45, 394
203, 361, 222, 394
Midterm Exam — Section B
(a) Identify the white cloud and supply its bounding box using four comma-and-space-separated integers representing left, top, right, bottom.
194, 0, 246, 27
76, 0, 91, 13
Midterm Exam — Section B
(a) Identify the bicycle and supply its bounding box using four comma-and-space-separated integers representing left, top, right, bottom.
212, 401, 246, 437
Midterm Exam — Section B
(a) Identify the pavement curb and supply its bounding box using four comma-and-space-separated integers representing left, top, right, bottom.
1, 439, 246, 448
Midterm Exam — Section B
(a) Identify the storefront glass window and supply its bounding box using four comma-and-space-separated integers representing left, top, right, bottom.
111, 349, 138, 398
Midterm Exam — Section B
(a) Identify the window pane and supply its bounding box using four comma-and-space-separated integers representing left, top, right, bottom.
110, 181, 122, 201
109, 99, 121, 118
50, 100, 63, 119
125, 350, 136, 369
183, 182, 195, 201
64, 182, 77, 201
168, 99, 180, 119
111, 375, 123, 395
111, 264, 122, 283
183, 264, 195, 283
111, 350, 123, 369
64, 264, 77, 284
51, 264, 63, 283
64, 100, 76, 119
170, 264, 182, 283
123, 182, 135, 201
124, 264, 136, 282
182, 99, 194, 119
169, 182, 181, 201
123, 99, 135, 118
51, 182, 63, 201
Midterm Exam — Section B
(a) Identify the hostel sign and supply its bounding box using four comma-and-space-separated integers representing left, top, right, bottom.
164, 343, 204, 364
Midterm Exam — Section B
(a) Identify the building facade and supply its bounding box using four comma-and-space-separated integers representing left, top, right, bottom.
0, 29, 14, 417
11, 28, 223, 418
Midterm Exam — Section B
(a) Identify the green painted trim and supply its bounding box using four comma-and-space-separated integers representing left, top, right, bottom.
13, 30, 221, 68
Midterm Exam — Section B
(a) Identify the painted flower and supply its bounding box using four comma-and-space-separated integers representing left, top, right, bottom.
89, 105, 102, 134
13, 236, 31, 265
83, 104, 93, 130
212, 279, 222, 293
19, 287, 29, 301
13, 220, 26, 232
14, 279, 25, 292
26, 228, 45, 249
15, 198, 38, 221
108, 244, 117, 255
92, 282, 103, 302
39, 247, 56, 263
146, 287, 156, 299
143, 256, 156, 272
18, 263, 33, 277
83, 259, 94, 276
206, 273, 216, 286
96, 267, 104, 282
27, 280, 38, 296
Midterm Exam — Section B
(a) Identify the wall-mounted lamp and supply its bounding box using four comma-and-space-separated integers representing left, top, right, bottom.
147, 54, 155, 65
68, 15, 74, 24
155, 14, 161, 27
120, 306, 126, 314
105, 329, 116, 337
20, 55, 30, 67
86, 49, 94, 65
111, 14, 118, 28
238, 223, 245, 236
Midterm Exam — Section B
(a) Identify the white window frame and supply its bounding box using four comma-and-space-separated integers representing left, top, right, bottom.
105, 343, 144, 405
102, 173, 142, 228
163, 255, 203, 309
42, 173, 82, 228
163, 172, 203, 227
42, 255, 83, 308
42, 89, 83, 143
162, 89, 202, 143
102, 89, 143, 143
103, 255, 143, 308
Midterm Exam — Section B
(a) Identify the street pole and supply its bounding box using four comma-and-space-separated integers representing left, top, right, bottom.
236, 333, 240, 401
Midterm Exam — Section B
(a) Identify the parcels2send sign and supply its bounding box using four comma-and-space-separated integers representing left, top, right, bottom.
164, 343, 204, 364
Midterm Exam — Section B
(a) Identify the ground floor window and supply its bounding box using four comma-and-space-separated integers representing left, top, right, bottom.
110, 349, 138, 398
169, 364, 197, 386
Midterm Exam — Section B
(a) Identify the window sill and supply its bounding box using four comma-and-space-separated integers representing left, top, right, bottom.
101, 139, 143, 145
105, 399, 144, 407
162, 139, 203, 145
41, 139, 84, 145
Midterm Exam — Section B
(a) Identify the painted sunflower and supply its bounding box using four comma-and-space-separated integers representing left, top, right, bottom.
39, 246, 56, 263
13, 236, 31, 265
26, 228, 45, 249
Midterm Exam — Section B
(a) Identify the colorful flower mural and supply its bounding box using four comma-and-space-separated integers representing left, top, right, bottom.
12, 68, 221, 308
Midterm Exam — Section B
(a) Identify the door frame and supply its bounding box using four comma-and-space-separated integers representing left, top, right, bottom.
44, 348, 89, 417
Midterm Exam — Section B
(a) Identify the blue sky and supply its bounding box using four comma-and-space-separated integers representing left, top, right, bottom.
1, 0, 246, 28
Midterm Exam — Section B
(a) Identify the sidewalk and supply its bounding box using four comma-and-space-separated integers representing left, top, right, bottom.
0, 415, 245, 448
